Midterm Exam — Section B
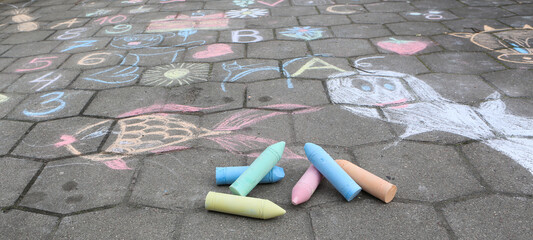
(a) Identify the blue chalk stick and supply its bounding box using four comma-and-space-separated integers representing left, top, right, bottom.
304, 143, 361, 201
216, 166, 285, 185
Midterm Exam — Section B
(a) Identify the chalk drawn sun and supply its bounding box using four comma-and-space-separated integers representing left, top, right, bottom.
141, 63, 209, 86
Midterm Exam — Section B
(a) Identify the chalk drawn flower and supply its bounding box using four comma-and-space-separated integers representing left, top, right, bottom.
234, 0, 255, 7
225, 8, 269, 18
279, 26, 324, 40
141, 63, 209, 86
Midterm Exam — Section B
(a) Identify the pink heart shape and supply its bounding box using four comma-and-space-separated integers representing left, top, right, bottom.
193, 44, 233, 59
377, 40, 429, 55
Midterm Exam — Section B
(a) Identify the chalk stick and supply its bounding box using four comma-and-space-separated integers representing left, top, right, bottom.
229, 141, 285, 196
304, 143, 361, 201
291, 164, 323, 205
205, 191, 286, 219
336, 160, 397, 203
216, 166, 285, 185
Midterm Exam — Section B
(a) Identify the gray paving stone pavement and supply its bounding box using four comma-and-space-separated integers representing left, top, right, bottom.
1, 0, 532, 239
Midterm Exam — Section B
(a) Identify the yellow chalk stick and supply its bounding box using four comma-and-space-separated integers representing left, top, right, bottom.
205, 192, 286, 219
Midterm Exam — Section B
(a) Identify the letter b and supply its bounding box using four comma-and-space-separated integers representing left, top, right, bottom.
232, 30, 263, 43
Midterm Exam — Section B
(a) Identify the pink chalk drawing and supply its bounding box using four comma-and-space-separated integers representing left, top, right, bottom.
192, 44, 233, 59
160, 0, 185, 3
376, 38, 429, 55
146, 12, 229, 33
257, 0, 285, 7
55, 104, 322, 169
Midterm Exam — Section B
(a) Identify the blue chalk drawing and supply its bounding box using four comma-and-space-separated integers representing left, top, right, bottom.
279, 26, 325, 41
221, 61, 280, 91
178, 29, 198, 42
23, 91, 66, 116
61, 40, 99, 52
234, 0, 255, 7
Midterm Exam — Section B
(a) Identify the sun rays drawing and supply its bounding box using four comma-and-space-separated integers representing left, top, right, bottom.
141, 63, 210, 86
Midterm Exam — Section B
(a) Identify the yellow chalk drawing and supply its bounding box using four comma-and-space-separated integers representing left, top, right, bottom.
450, 25, 533, 64
11, 9, 38, 32
0, 94, 9, 104
292, 58, 346, 77
141, 63, 210, 86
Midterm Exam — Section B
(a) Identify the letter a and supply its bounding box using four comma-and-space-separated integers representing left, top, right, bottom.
50, 18, 81, 29
292, 58, 346, 77
232, 30, 263, 43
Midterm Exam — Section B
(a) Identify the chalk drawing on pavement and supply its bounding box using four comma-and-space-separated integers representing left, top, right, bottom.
220, 61, 279, 92
279, 26, 325, 40
225, 8, 269, 18
326, 56, 533, 174
141, 63, 209, 86
449, 25, 533, 64
146, 12, 229, 33
376, 38, 430, 55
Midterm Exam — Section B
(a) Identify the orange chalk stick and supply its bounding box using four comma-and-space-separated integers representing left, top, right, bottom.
335, 160, 397, 203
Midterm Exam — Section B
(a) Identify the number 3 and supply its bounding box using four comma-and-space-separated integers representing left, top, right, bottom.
23, 92, 66, 117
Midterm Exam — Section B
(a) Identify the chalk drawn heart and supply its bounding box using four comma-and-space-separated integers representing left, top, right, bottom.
377, 38, 429, 55
193, 44, 233, 59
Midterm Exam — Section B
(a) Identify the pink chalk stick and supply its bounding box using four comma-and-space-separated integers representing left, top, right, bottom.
291, 164, 323, 205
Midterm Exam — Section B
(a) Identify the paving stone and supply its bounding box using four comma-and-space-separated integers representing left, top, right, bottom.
61, 50, 126, 70
183, 43, 245, 63
419, 52, 505, 74
0, 210, 57, 239
12, 116, 112, 159
311, 201, 449, 239
0, 73, 18, 90
317, 4, 366, 15
276, 26, 333, 41
354, 142, 484, 201
32, 4, 74, 15
292, 0, 335, 6
482, 69, 533, 97
271, 6, 318, 16
371, 36, 442, 55
131, 12, 175, 23
247, 79, 329, 108
387, 22, 450, 36
331, 24, 392, 38
54, 207, 178, 239
180, 209, 312, 239
0, 44, 11, 55
120, 5, 160, 15
5, 69, 79, 93
218, 28, 274, 43
53, 37, 112, 54
248, 41, 308, 59
70, 1, 110, 10
1, 41, 60, 57
164, 82, 245, 112
462, 142, 533, 195
1, 30, 53, 44
0, 22, 44, 34
0, 57, 14, 71
443, 18, 509, 32
45, 18, 91, 30
211, 59, 281, 84
294, 105, 395, 146
352, 55, 429, 75
498, 15, 533, 28
417, 73, 496, 103
460, 0, 516, 6
347, 12, 404, 24
158, 2, 203, 12
364, 2, 415, 12
8, 90, 93, 121
443, 195, 532, 239
0, 157, 40, 206
71, 66, 144, 90
450, 7, 515, 18
199, 108, 293, 151
48, 26, 100, 40
401, 10, 458, 21
110, 0, 149, 7
298, 14, 351, 26
0, 120, 32, 155
246, 16, 298, 28
310, 38, 376, 57
411, 0, 465, 9
245, 147, 353, 205
20, 157, 138, 214
282, 57, 352, 79
37, 11, 83, 22
131, 149, 242, 209
82, 8, 122, 18
83, 86, 169, 118
431, 34, 484, 51
0, 93, 25, 118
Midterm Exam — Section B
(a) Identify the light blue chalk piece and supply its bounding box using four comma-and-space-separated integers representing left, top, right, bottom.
216, 166, 285, 185
304, 143, 361, 201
